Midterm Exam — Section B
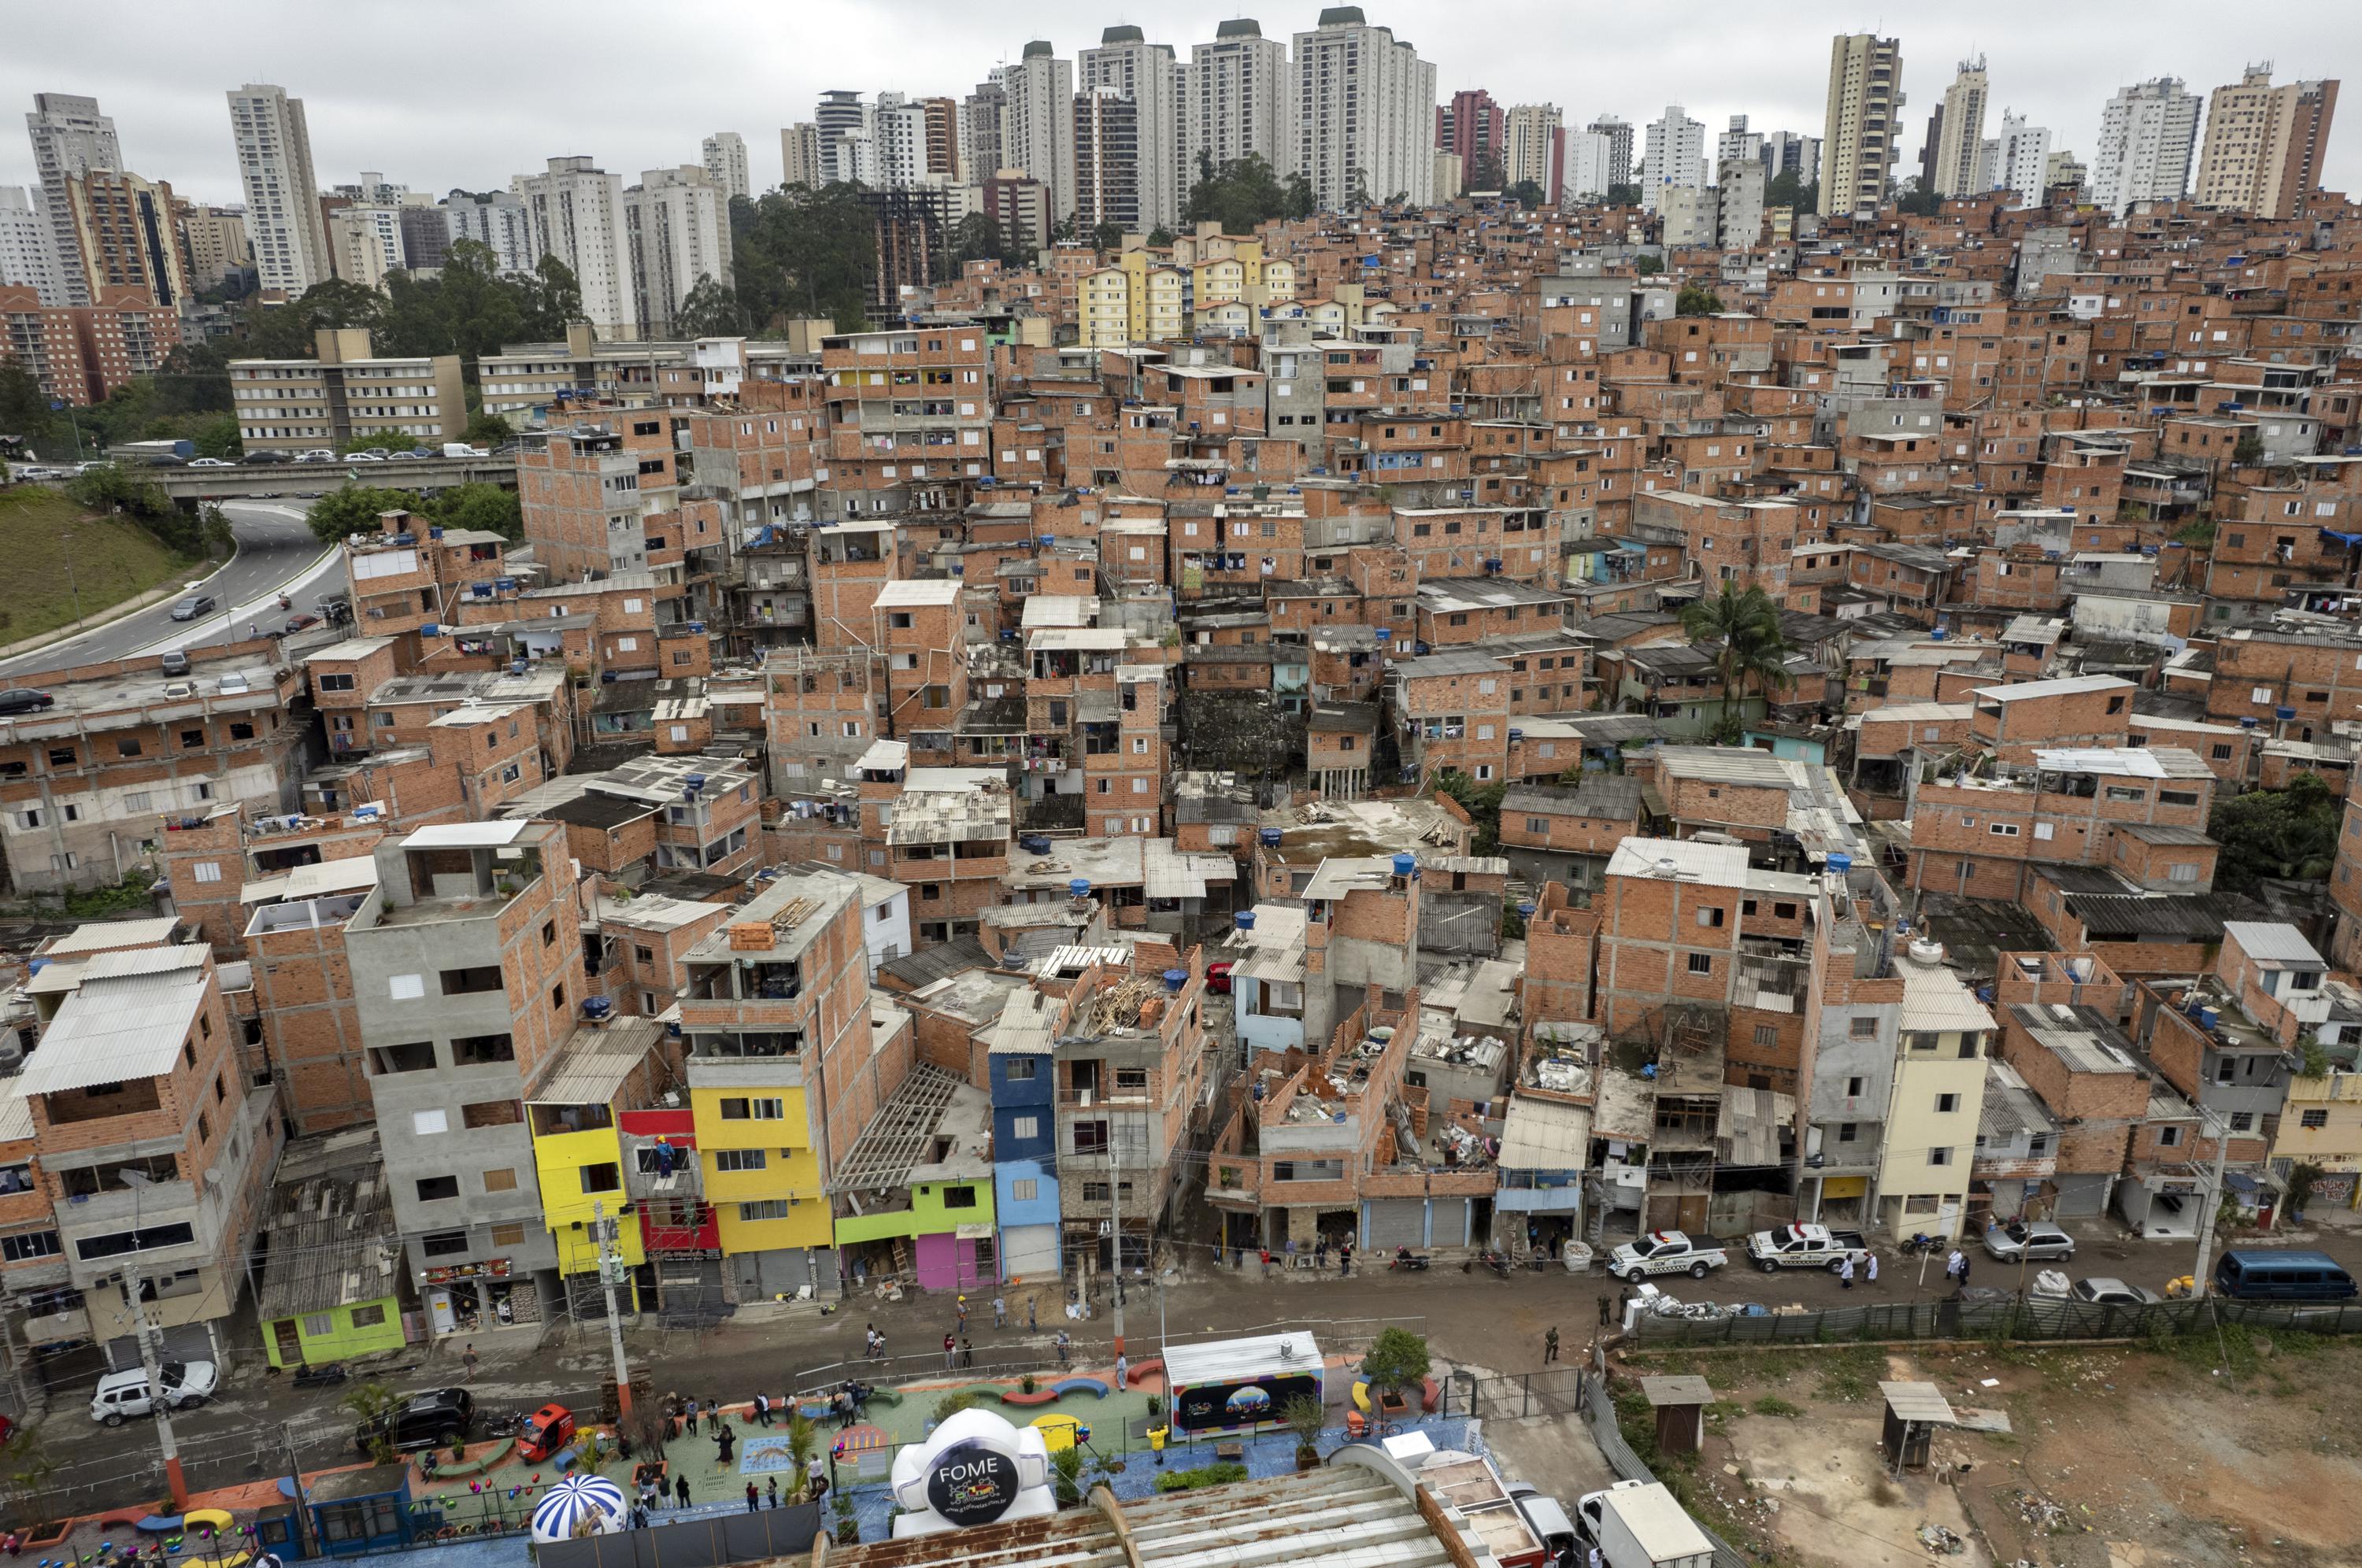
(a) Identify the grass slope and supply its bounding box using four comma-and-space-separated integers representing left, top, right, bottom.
0, 486, 198, 647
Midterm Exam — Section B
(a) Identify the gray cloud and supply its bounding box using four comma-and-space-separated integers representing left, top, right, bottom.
4, 0, 2354, 204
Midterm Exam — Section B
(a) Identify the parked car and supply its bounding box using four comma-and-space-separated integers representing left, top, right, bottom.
1205, 960, 1234, 994
2071, 1277, 2163, 1307
1983, 1219, 2075, 1263
160, 650, 191, 677
354, 1387, 476, 1454
92, 1360, 217, 1426
187, 457, 234, 468
1503, 1481, 1579, 1566
244, 449, 291, 464
1606, 1230, 1727, 1281
0, 689, 55, 716
2213, 1248, 2360, 1300
169, 594, 217, 621
349, 453, 386, 463
317, 594, 352, 622
283, 613, 322, 634
1746, 1222, 1871, 1273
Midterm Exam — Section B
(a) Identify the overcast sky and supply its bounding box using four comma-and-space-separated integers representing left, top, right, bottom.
5, 0, 2356, 205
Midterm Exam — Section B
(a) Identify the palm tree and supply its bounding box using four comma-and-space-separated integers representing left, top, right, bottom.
1679, 581, 1792, 735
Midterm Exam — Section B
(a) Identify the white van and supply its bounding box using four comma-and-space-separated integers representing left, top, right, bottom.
91, 1359, 217, 1426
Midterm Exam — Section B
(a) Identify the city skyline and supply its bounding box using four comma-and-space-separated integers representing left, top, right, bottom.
4, 0, 2358, 205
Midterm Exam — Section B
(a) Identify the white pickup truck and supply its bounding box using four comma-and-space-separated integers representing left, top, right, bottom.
1746, 1222, 1872, 1273
1606, 1230, 1728, 1281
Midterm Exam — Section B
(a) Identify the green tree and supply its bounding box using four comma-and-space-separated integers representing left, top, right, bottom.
1605, 182, 1642, 206
1146, 226, 1175, 248
198, 502, 235, 557
1764, 170, 1818, 213
428, 482, 523, 540
1282, 1395, 1325, 1463
1361, 1326, 1431, 1400
673, 274, 750, 336
465, 411, 516, 447
305, 484, 429, 545
339, 429, 416, 456
519, 254, 583, 340
2209, 775, 2339, 893
786, 1411, 820, 1500
1634, 253, 1664, 276
1090, 221, 1124, 252
1675, 283, 1724, 316
1897, 186, 1944, 216
1506, 179, 1546, 209
2233, 430, 2264, 465
152, 339, 235, 418
1183, 153, 1298, 235
733, 183, 876, 331
0, 361, 58, 449
187, 413, 242, 459
1679, 581, 1792, 729
342, 1380, 405, 1466
1467, 150, 1506, 192
1431, 769, 1509, 855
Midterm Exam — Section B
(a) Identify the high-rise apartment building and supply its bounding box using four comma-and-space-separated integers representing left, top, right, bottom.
513, 157, 637, 338
57, 171, 191, 309
780, 123, 823, 189
1762, 130, 1820, 183
1004, 42, 1078, 218
2091, 78, 2202, 215
1502, 103, 1564, 203
2044, 149, 2088, 200
1931, 57, 1988, 197
865, 94, 930, 190
443, 190, 535, 274
228, 84, 331, 294
396, 205, 449, 272
0, 187, 65, 303
24, 93, 120, 307
1565, 133, 1612, 202
1587, 115, 1635, 190
324, 205, 398, 290
814, 91, 872, 187
1290, 7, 1436, 211
1994, 111, 2053, 206
961, 75, 1008, 193
1438, 87, 1504, 180
625, 165, 731, 338
1082, 26, 1183, 231
920, 98, 961, 182
1073, 89, 1142, 232
1818, 34, 1905, 216
1640, 105, 1705, 213
1186, 20, 1290, 178
1716, 157, 1766, 249
2194, 67, 2340, 220
1716, 114, 1763, 168
701, 131, 751, 201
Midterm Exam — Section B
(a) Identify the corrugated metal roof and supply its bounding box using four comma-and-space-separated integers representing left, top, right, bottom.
527, 1019, 663, 1105
1497, 1094, 1590, 1170
2034, 746, 2215, 779
1881, 1381, 1957, 1424
19, 960, 210, 1096
2222, 921, 2326, 967
404, 820, 531, 849
2068, 893, 2253, 940
1975, 674, 2136, 701
45, 918, 182, 956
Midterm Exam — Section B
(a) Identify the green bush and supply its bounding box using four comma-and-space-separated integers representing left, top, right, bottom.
1153, 1461, 1248, 1493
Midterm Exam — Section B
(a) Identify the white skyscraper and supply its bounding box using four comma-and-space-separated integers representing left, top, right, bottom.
863, 94, 930, 190
2092, 78, 2202, 214
513, 157, 637, 338
442, 190, 535, 276
1994, 111, 2052, 206
1640, 105, 1706, 212
1186, 19, 1290, 180
24, 93, 120, 305
702, 132, 751, 202
0, 186, 66, 304
814, 91, 873, 187
228, 84, 331, 295
1290, 6, 1435, 211
1082, 26, 1183, 231
1003, 41, 1078, 218
625, 165, 731, 338
1716, 114, 1763, 168
1565, 132, 1613, 202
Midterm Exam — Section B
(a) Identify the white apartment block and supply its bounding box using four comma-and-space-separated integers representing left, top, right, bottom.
24, 92, 120, 306
1004, 43, 1078, 218
1717, 158, 1765, 249
1994, 113, 2052, 206
1641, 105, 1705, 213
1503, 104, 1564, 202
625, 165, 731, 339
1290, 6, 1435, 212
1081, 26, 1183, 232
228, 84, 331, 294
814, 91, 872, 186
0, 187, 65, 305
444, 190, 536, 275
230, 327, 465, 446
1659, 183, 1716, 248
513, 157, 638, 339
1716, 114, 1762, 169
702, 131, 751, 201
1187, 20, 1290, 178
1565, 132, 1612, 202
869, 95, 930, 190
2092, 77, 2201, 215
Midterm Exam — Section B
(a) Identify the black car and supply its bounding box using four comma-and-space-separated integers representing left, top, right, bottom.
356, 1387, 476, 1454
0, 690, 54, 716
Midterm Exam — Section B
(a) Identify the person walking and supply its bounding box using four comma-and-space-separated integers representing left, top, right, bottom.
745, 1481, 760, 1514
957, 1294, 969, 1329
685, 1395, 701, 1434
961, 1337, 975, 1369
806, 1455, 828, 1503
714, 1426, 735, 1468
1865, 1252, 1879, 1287
1597, 1292, 1612, 1328
753, 1392, 771, 1426
462, 1343, 479, 1383
993, 1295, 1007, 1329
1838, 1256, 1856, 1290
674, 1475, 691, 1511
1314, 1237, 1327, 1272
1116, 1352, 1129, 1388
1056, 1329, 1072, 1369
1543, 1326, 1560, 1363
767, 1476, 780, 1510
943, 1333, 957, 1370
1338, 1242, 1353, 1277
1945, 1249, 1964, 1285
1957, 1256, 1971, 1289
1027, 1295, 1037, 1333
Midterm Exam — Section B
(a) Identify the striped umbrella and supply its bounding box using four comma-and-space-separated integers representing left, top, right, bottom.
530, 1474, 628, 1542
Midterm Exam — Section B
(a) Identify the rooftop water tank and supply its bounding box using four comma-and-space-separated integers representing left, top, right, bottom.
1020, 834, 1053, 855
1908, 937, 1945, 965
1391, 852, 1417, 878
1163, 968, 1187, 994
1235, 910, 1257, 930
1068, 878, 1092, 899
1259, 827, 1284, 846
1930, 627, 1947, 642
1374, 627, 1392, 642
1826, 852, 1853, 874
1517, 903, 1536, 919
2277, 705, 2297, 721
582, 997, 615, 1021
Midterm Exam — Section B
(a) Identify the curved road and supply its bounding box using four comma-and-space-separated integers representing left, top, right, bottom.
0, 500, 341, 678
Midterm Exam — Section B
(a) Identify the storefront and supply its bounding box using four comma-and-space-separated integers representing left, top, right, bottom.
421, 1259, 539, 1335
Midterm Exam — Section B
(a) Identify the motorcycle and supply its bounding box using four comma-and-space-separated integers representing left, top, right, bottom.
1899, 1232, 1945, 1255
291, 1362, 346, 1389
1389, 1248, 1431, 1272
1480, 1250, 1513, 1278
277, 592, 292, 611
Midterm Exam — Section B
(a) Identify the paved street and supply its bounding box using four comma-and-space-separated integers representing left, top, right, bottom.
30, 1209, 2362, 1503
0, 500, 335, 677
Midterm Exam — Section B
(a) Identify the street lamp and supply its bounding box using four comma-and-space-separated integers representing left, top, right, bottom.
117, 1169, 189, 1507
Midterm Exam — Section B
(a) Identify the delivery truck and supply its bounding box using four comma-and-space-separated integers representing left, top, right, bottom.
1578, 1481, 1714, 1568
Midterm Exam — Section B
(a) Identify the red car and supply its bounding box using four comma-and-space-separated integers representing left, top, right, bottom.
518, 1403, 576, 1463
1206, 961, 1234, 995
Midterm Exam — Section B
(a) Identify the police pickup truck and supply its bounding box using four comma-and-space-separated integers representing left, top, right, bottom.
1745, 1222, 1872, 1273
1605, 1230, 1728, 1281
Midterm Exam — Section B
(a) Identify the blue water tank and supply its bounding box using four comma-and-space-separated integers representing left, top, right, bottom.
2199, 1007, 2221, 1032
1259, 827, 1284, 846
2277, 705, 2297, 721
1068, 878, 1093, 898
1391, 852, 1417, 878
1827, 852, 1853, 874
1930, 627, 1947, 642
1509, 728, 1523, 742
2239, 716, 2259, 728
1235, 910, 1257, 930
26, 957, 46, 975
1517, 903, 1536, 919
1163, 968, 1187, 994
1374, 627, 1392, 642
582, 997, 615, 1021
1020, 834, 1053, 855
421, 623, 441, 636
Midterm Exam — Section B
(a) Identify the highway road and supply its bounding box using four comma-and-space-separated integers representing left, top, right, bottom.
0, 498, 341, 679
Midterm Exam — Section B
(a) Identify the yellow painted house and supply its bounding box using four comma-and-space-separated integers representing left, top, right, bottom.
691, 1081, 832, 1256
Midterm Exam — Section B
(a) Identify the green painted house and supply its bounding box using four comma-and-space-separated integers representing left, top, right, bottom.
257, 1130, 413, 1370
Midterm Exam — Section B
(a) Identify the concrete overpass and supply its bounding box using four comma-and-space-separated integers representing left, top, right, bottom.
154, 454, 517, 505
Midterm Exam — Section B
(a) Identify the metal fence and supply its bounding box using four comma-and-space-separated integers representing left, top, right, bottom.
1626, 1293, 2362, 1345
1572, 1368, 1752, 1568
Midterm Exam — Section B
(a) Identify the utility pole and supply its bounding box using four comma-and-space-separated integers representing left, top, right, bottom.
280, 1421, 314, 1558
2187, 1111, 2236, 1301
592, 1201, 635, 1420
1107, 1130, 1125, 1358
121, 1260, 188, 1507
